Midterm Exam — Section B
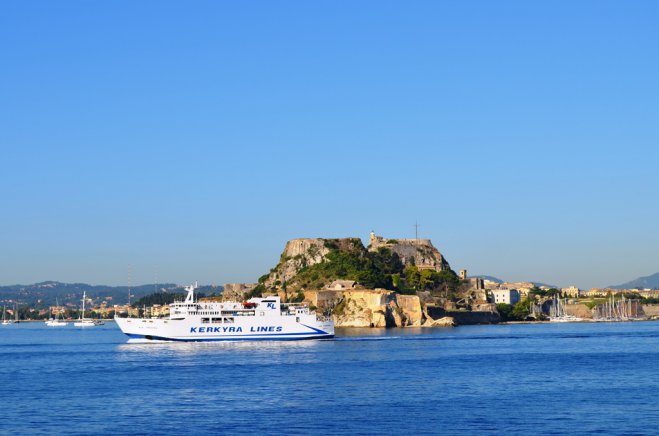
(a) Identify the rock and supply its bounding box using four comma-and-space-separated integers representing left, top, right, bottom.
263, 237, 364, 291
223, 283, 257, 301
264, 238, 331, 289
426, 305, 500, 324
332, 290, 390, 327
368, 232, 450, 271
394, 294, 423, 326
371, 310, 387, 327
329, 289, 423, 328
423, 316, 456, 327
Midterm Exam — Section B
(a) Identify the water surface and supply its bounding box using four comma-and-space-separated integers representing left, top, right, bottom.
1, 321, 657, 435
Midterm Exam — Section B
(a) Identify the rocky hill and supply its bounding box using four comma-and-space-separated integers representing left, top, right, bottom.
256, 232, 453, 295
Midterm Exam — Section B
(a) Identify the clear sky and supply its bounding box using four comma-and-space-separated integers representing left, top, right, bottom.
2, 1, 658, 289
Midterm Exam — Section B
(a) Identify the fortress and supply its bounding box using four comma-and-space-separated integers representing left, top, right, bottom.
368, 231, 450, 272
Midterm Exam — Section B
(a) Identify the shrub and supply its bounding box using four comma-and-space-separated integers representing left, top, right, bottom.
496, 303, 513, 321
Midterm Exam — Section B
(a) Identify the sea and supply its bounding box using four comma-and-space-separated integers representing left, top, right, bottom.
1, 321, 658, 435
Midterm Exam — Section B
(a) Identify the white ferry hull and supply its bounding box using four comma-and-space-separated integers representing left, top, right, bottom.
116, 317, 334, 342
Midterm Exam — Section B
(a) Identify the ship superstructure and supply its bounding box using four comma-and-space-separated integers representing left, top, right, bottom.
115, 283, 334, 342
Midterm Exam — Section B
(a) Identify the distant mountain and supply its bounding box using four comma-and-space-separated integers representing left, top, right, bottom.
610, 272, 659, 290
0, 281, 223, 307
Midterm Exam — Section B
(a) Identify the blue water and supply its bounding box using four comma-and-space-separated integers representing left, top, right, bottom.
1, 322, 658, 435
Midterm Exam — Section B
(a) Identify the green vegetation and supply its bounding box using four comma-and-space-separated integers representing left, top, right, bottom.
259, 238, 462, 302
133, 292, 188, 308
246, 284, 265, 299
527, 286, 561, 298
496, 303, 514, 321
496, 298, 532, 321
290, 291, 305, 303
512, 298, 531, 319
332, 298, 348, 316
289, 243, 460, 295
402, 265, 460, 295
291, 246, 405, 290
584, 298, 607, 310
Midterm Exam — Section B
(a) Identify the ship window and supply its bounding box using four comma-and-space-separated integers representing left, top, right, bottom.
212, 318, 221, 323
224, 317, 234, 323
201, 318, 210, 323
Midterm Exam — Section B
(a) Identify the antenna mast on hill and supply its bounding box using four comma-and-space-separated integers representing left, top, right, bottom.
414, 222, 420, 245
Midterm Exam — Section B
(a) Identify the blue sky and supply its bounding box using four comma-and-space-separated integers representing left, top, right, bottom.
1, 1, 658, 289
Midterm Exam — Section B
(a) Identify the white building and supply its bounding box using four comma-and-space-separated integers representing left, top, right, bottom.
327, 280, 356, 291
491, 289, 520, 305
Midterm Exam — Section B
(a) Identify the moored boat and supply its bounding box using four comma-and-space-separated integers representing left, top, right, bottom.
74, 291, 97, 327
1, 305, 9, 326
45, 298, 68, 327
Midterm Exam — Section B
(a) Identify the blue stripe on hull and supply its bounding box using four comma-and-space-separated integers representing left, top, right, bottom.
126, 333, 334, 342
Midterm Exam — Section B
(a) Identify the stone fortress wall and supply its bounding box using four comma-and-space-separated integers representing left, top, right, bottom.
368, 231, 450, 272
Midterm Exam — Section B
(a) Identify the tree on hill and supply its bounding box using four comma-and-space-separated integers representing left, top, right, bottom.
132, 292, 189, 308
401, 265, 460, 295
497, 299, 531, 321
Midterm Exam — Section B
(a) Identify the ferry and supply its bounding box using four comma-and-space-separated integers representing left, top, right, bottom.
115, 283, 334, 342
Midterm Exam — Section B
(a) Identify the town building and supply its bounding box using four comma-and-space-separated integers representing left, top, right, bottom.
326, 280, 357, 291
491, 289, 520, 305
584, 288, 609, 297
561, 286, 580, 298
113, 304, 139, 317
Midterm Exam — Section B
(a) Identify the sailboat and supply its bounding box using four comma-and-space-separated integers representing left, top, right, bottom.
549, 297, 583, 322
1, 305, 9, 326
73, 292, 96, 327
45, 298, 68, 327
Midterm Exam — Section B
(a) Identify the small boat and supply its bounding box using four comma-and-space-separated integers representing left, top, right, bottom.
549, 297, 583, 323
73, 292, 97, 327
12, 303, 19, 323
45, 299, 68, 327
1, 305, 9, 326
